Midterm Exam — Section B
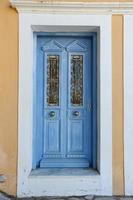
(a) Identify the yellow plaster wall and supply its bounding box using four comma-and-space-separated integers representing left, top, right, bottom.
0, 0, 18, 196
112, 15, 124, 195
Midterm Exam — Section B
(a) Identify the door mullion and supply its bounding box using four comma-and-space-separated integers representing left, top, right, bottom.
61, 50, 68, 158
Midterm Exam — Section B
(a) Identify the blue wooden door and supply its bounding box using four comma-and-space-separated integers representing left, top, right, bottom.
37, 35, 92, 168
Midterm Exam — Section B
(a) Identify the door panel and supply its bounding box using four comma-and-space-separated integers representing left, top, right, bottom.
45, 120, 60, 153
67, 51, 90, 162
68, 120, 83, 153
38, 36, 92, 168
43, 51, 63, 160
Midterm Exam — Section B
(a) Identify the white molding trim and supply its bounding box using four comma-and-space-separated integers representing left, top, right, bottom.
17, 13, 112, 197
124, 15, 133, 195
10, 0, 133, 14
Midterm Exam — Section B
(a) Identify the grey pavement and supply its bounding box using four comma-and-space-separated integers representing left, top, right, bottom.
1, 193, 133, 200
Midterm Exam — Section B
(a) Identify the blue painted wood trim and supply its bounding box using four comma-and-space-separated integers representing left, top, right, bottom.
91, 33, 97, 169
32, 33, 44, 169
35, 32, 96, 37
32, 32, 97, 169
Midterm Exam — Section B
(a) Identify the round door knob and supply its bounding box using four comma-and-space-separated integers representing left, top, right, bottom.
73, 111, 80, 117
49, 111, 55, 118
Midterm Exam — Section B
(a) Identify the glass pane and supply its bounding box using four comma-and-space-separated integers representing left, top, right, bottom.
70, 55, 83, 106
47, 55, 59, 106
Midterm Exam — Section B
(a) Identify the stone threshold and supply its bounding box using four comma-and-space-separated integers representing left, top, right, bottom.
30, 168, 99, 177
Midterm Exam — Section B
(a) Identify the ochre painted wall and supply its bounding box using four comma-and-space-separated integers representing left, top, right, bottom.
0, 0, 18, 196
112, 15, 124, 196
0, 0, 125, 196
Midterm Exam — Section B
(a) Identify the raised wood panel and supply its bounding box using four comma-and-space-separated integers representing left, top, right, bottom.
46, 120, 60, 153
68, 120, 83, 153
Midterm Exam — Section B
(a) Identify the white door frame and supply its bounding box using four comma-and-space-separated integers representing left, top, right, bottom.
124, 15, 133, 195
17, 13, 112, 197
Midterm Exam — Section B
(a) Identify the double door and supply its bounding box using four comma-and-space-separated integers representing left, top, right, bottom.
37, 35, 92, 168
